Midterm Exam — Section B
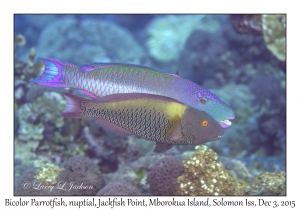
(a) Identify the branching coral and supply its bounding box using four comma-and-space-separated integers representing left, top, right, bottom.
147, 15, 220, 62
16, 90, 88, 165
262, 14, 286, 61
17, 92, 65, 142
175, 146, 247, 196
14, 33, 44, 81
14, 140, 39, 169
17, 103, 45, 141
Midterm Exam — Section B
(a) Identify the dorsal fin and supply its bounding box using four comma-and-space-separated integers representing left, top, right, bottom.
80, 64, 117, 72
97, 93, 184, 104
79, 62, 180, 78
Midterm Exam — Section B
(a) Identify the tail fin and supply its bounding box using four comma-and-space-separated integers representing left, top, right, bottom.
30, 58, 69, 87
61, 92, 85, 118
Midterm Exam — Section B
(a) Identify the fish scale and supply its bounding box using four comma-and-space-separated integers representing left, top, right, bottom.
60, 92, 224, 153
92, 105, 165, 141
31, 58, 235, 128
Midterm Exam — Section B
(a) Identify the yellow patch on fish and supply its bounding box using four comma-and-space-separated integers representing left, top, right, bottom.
86, 98, 187, 143
163, 102, 187, 119
62, 92, 225, 153
96, 99, 187, 118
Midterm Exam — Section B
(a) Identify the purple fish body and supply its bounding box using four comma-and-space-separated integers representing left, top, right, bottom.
31, 58, 235, 128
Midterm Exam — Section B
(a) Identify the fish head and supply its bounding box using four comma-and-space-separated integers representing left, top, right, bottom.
192, 90, 235, 128
181, 107, 224, 144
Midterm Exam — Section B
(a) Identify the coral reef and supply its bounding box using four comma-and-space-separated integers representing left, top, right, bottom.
245, 171, 286, 195
34, 163, 64, 185
204, 83, 262, 157
37, 17, 146, 64
15, 34, 26, 46
230, 14, 262, 35
14, 140, 39, 172
175, 146, 247, 196
147, 15, 220, 62
178, 17, 274, 87
57, 155, 104, 195
15, 168, 37, 195
218, 156, 252, 181
14, 15, 286, 196
147, 155, 184, 195
83, 126, 155, 174
17, 102, 45, 141
16, 92, 65, 142
97, 182, 141, 196
262, 14, 286, 61
248, 68, 286, 156
249, 66, 285, 108
101, 149, 180, 194
15, 155, 104, 196
14, 35, 44, 82
16, 90, 88, 166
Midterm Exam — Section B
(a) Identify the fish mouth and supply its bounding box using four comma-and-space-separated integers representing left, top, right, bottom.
211, 135, 223, 141
219, 119, 232, 128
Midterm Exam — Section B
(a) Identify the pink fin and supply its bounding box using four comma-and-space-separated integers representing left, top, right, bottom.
153, 143, 174, 153
77, 89, 99, 100
30, 58, 69, 87
80, 64, 117, 72
166, 70, 180, 78
98, 93, 183, 104
62, 92, 132, 136
95, 119, 133, 136
61, 92, 85, 118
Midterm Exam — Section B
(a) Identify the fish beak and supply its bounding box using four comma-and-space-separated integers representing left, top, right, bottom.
211, 135, 223, 141
219, 119, 232, 128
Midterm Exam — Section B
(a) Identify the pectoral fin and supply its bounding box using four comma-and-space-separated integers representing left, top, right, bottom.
153, 143, 174, 153
165, 115, 183, 141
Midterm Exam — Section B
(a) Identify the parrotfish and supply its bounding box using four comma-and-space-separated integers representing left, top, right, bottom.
30, 58, 235, 128
62, 92, 224, 152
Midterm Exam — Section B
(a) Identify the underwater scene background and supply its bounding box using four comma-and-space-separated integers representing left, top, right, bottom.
14, 14, 286, 196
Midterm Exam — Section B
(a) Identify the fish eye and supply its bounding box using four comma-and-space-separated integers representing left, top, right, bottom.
201, 120, 208, 126
200, 98, 207, 104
